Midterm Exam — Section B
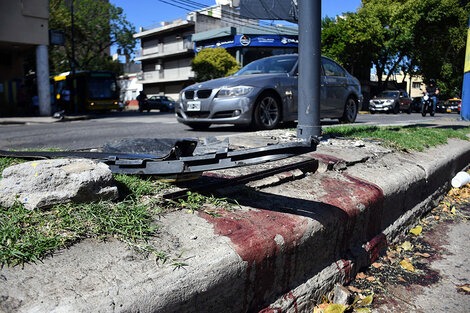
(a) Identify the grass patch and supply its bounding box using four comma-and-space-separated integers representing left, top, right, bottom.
0, 200, 157, 267
1, 158, 235, 267
323, 125, 470, 151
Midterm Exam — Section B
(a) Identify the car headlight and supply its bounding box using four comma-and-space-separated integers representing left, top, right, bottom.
216, 86, 254, 98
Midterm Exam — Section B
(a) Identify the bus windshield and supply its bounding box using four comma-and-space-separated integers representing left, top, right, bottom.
87, 77, 118, 99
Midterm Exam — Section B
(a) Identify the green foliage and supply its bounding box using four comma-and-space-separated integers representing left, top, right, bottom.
114, 174, 169, 201
0, 200, 157, 267
49, 0, 136, 74
0, 156, 236, 266
321, 0, 470, 97
191, 48, 240, 82
323, 125, 470, 151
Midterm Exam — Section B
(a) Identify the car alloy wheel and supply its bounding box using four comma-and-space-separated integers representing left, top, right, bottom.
254, 93, 281, 130
339, 97, 358, 123
393, 102, 400, 114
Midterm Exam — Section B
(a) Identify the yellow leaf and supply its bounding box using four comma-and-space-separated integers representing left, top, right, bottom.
324, 303, 348, 313
401, 241, 413, 251
410, 225, 422, 236
400, 259, 415, 272
451, 207, 456, 214
356, 294, 374, 306
314, 303, 330, 313
355, 308, 371, 313
459, 285, 470, 292
187, 209, 193, 214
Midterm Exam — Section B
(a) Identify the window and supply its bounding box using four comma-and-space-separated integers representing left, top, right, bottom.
412, 82, 422, 89
322, 59, 346, 77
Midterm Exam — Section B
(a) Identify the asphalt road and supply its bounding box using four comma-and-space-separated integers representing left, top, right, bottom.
0, 110, 460, 150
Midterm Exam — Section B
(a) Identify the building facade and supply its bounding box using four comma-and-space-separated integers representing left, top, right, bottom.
0, 0, 51, 116
192, 25, 298, 67
133, 5, 258, 100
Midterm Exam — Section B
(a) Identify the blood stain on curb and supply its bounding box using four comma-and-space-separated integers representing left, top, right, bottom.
319, 174, 384, 252
201, 209, 308, 311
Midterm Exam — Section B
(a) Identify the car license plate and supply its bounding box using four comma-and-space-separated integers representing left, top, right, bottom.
187, 101, 201, 111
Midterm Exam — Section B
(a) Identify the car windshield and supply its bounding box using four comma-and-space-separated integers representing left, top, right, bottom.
378, 91, 399, 98
234, 56, 297, 76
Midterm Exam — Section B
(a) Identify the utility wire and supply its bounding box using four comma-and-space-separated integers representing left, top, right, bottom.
155, 0, 297, 35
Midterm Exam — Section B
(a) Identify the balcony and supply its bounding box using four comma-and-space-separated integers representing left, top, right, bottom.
138, 69, 195, 84
136, 41, 194, 61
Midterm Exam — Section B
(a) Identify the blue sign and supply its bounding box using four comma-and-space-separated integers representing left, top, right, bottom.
195, 34, 298, 52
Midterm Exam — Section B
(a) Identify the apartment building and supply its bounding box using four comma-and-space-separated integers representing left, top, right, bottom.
133, 5, 257, 100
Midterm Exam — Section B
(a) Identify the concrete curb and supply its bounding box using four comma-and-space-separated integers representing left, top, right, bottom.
1, 138, 470, 313
0, 115, 91, 125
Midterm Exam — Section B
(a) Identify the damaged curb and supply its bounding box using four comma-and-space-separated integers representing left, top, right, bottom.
1, 137, 470, 313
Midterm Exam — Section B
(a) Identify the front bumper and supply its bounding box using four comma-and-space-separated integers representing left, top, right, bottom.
176, 95, 256, 125
438, 105, 459, 113
369, 103, 394, 112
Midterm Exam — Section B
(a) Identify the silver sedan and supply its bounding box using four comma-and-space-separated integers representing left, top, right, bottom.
176, 54, 362, 130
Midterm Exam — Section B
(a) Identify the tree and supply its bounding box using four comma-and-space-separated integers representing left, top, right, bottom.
191, 48, 240, 82
409, 0, 470, 97
49, 0, 136, 74
321, 0, 470, 97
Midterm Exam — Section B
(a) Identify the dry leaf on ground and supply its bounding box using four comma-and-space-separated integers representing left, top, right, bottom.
348, 286, 363, 293
415, 252, 431, 258
400, 259, 415, 272
371, 262, 383, 268
458, 285, 470, 292
410, 225, 423, 236
356, 272, 367, 280
401, 241, 413, 251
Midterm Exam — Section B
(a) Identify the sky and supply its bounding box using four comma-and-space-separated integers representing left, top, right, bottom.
110, 0, 363, 32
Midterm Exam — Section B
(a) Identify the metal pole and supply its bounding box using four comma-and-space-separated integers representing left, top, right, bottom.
36, 45, 52, 116
71, 0, 78, 113
71, 0, 75, 74
461, 16, 470, 121
297, 0, 321, 141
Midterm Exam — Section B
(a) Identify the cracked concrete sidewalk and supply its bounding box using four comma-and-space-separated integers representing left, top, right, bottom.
1, 127, 470, 313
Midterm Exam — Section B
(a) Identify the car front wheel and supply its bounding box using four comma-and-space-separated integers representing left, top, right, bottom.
393, 102, 400, 114
253, 93, 281, 130
339, 97, 358, 123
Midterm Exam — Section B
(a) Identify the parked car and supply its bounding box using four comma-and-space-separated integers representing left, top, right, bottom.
141, 95, 175, 112
369, 90, 412, 114
437, 98, 461, 113
175, 54, 363, 130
